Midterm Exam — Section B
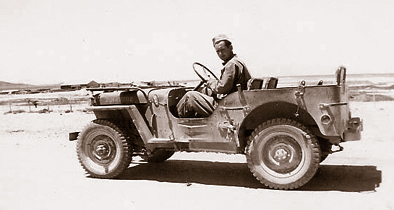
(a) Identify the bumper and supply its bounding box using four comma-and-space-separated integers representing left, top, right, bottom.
343, 117, 363, 141
69, 132, 80, 141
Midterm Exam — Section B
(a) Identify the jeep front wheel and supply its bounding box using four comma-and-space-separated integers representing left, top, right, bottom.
246, 118, 320, 190
77, 120, 132, 178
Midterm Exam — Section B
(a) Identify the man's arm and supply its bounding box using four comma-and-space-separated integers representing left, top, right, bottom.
207, 62, 239, 95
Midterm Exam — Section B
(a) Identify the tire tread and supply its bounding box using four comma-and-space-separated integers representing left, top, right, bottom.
246, 118, 320, 190
76, 119, 133, 178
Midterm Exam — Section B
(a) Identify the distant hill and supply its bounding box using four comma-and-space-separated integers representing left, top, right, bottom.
0, 81, 60, 91
0, 81, 33, 91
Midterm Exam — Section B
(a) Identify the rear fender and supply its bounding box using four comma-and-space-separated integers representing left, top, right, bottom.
239, 101, 316, 150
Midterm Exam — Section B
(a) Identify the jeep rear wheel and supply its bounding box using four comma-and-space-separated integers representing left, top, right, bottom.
77, 120, 132, 178
246, 118, 320, 190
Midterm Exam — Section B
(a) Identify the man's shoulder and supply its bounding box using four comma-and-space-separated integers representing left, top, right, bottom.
229, 54, 241, 62
227, 55, 246, 69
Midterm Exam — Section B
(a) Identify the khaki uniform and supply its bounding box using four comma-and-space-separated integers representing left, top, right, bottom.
177, 55, 251, 118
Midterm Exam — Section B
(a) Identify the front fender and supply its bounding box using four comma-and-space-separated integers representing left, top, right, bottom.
87, 105, 153, 144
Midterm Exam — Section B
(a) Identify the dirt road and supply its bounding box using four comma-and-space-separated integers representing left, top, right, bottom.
0, 101, 392, 210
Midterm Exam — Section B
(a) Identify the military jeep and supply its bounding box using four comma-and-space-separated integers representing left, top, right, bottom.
70, 63, 362, 190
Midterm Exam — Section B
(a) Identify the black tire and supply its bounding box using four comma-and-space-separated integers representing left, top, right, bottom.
319, 154, 329, 163
318, 137, 332, 163
142, 149, 175, 163
77, 119, 132, 178
246, 118, 320, 190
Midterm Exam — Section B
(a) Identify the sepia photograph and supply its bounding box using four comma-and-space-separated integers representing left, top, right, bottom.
1, 1, 393, 209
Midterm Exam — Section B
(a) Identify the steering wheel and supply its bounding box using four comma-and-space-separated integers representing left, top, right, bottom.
192, 62, 218, 91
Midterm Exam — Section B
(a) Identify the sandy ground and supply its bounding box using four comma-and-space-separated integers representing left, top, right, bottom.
0, 101, 393, 210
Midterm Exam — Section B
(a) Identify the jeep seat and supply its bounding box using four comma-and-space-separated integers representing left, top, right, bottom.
168, 88, 187, 117
247, 77, 278, 90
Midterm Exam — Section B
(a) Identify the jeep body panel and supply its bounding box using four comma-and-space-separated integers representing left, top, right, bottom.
84, 77, 360, 154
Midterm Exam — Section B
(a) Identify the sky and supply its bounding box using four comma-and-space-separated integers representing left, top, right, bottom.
1, 0, 394, 85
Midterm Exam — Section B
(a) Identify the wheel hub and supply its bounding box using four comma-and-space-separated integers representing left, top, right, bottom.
89, 135, 116, 164
273, 147, 289, 161
95, 144, 109, 157
262, 135, 302, 174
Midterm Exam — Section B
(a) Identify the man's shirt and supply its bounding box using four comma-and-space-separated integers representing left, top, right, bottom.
208, 54, 251, 95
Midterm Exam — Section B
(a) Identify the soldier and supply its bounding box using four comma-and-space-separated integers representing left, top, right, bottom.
177, 34, 251, 117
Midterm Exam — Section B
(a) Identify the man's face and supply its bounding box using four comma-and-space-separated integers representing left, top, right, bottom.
214, 41, 233, 62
